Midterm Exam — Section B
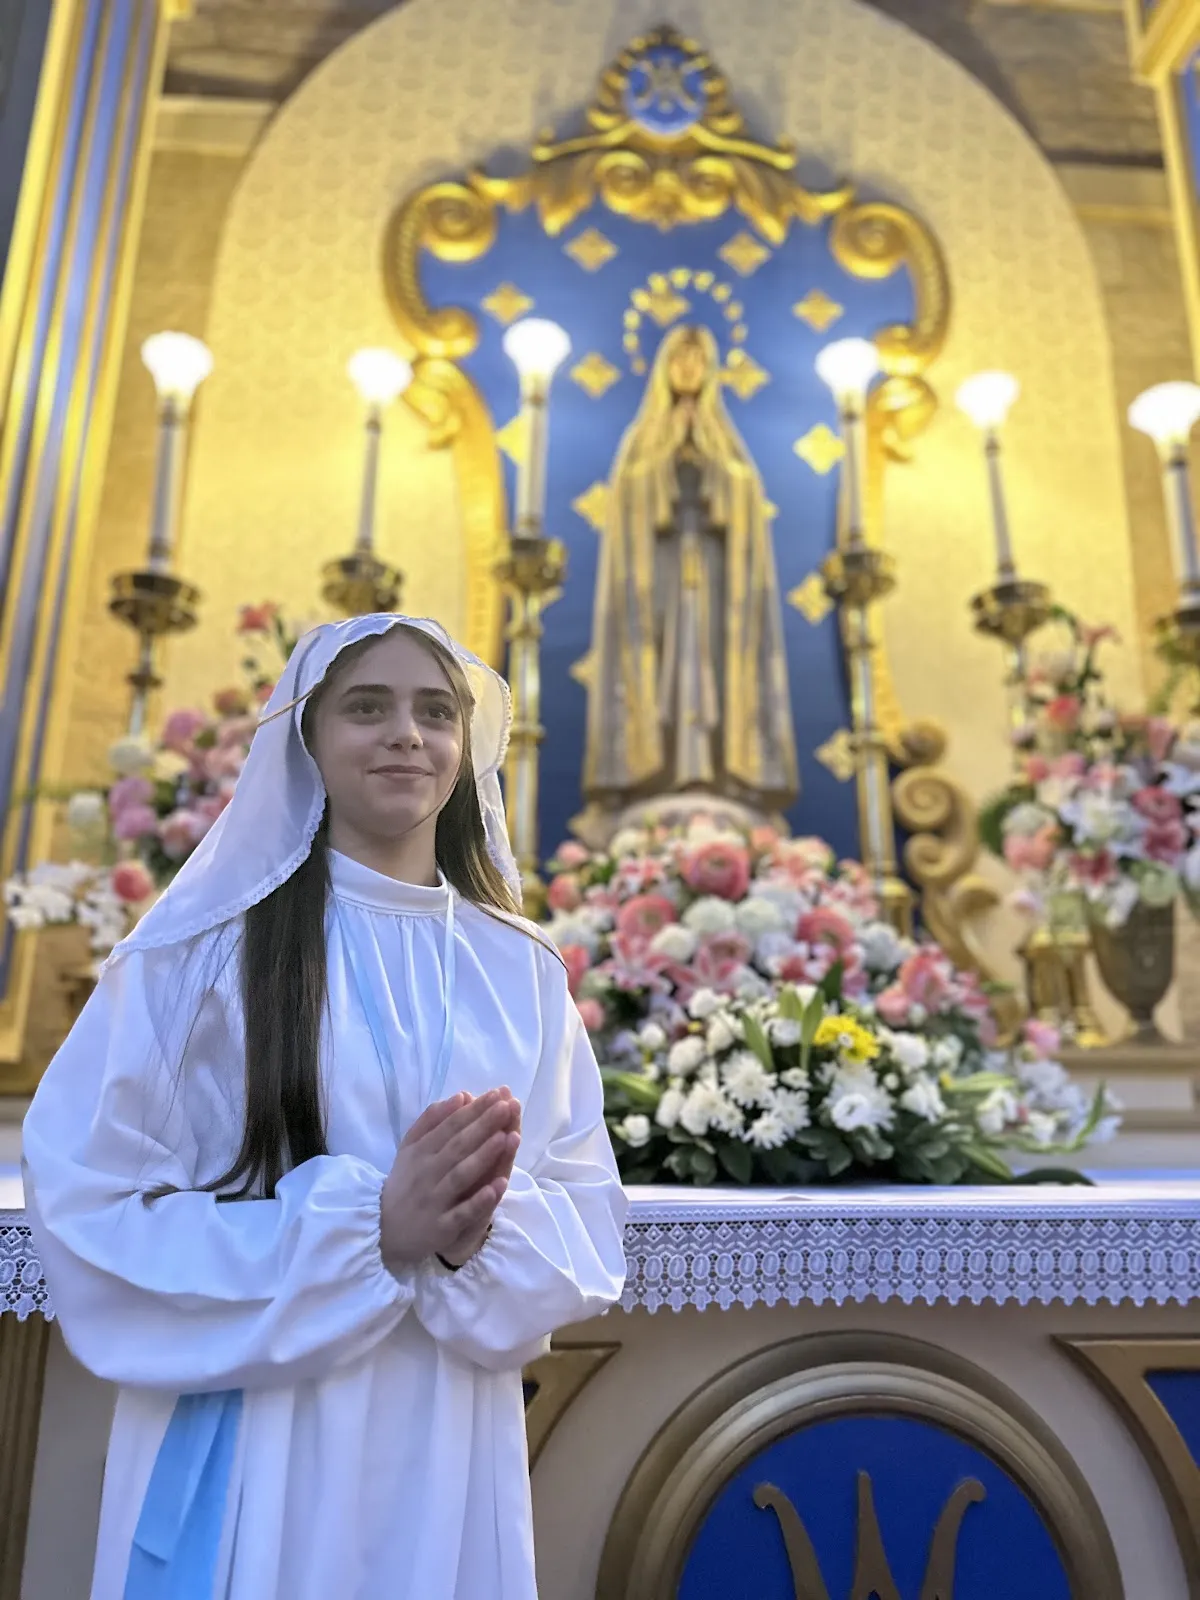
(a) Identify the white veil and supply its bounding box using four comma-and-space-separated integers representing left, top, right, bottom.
107, 614, 517, 969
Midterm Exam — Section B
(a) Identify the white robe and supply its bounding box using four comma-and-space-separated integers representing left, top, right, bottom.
22, 851, 629, 1599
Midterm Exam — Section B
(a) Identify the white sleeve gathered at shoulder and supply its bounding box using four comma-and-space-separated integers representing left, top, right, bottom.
21, 936, 411, 1393
412, 940, 629, 1372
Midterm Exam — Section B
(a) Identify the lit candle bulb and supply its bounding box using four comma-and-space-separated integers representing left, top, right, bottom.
346, 348, 412, 555
956, 371, 1021, 582
816, 337, 881, 550
140, 332, 213, 574
503, 318, 571, 543
1129, 381, 1200, 605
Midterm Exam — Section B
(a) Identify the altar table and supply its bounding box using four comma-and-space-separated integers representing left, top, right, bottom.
4, 1182, 1200, 1599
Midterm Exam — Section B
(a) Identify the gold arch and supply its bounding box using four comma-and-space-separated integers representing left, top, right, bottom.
383, 24, 951, 727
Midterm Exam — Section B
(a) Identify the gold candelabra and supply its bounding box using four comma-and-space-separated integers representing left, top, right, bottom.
110, 333, 209, 734
322, 349, 409, 617
498, 319, 571, 913
817, 338, 912, 935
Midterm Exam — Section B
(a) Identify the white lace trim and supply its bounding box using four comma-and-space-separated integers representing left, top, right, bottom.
6, 1184, 1200, 1321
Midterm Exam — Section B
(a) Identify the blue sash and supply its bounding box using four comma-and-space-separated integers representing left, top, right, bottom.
125, 889, 457, 1596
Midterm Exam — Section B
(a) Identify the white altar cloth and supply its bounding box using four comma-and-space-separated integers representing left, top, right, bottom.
4, 1178, 1199, 1322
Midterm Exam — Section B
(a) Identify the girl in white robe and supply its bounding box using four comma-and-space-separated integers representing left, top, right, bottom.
22, 615, 628, 1600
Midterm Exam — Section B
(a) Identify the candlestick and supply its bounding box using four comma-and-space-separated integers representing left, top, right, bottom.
322, 348, 411, 616
957, 371, 1021, 581
816, 337, 879, 551
1130, 381, 1200, 605
139, 332, 212, 574
499, 319, 571, 909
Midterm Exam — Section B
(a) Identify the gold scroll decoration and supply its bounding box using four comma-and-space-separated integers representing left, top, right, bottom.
383, 25, 951, 679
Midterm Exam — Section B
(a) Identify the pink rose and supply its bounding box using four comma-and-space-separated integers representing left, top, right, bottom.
898, 949, 952, 1012
1045, 695, 1081, 732
796, 906, 857, 959
161, 709, 207, 753
1069, 849, 1116, 887
615, 893, 677, 942
159, 807, 212, 861
546, 873, 583, 913
749, 825, 782, 855
682, 839, 751, 901
1024, 755, 1051, 783
111, 860, 155, 904
1147, 717, 1176, 765
575, 998, 605, 1034
875, 985, 911, 1027
112, 803, 158, 842
108, 775, 153, 818
1024, 1018, 1061, 1057
554, 840, 590, 868
1143, 819, 1188, 864
238, 602, 279, 634
1133, 786, 1182, 825
560, 943, 590, 997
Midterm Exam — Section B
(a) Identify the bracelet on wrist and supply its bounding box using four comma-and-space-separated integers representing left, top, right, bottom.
436, 1222, 493, 1274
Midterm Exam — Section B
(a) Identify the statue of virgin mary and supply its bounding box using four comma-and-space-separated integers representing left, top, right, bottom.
581, 324, 799, 828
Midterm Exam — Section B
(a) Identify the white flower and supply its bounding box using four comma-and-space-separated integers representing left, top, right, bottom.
655, 1086, 685, 1130
682, 896, 737, 936
1025, 1110, 1060, 1146
680, 1084, 735, 1136
900, 1079, 946, 1123
638, 1021, 667, 1053
755, 932, 798, 974
687, 987, 723, 1020
66, 791, 106, 831
750, 880, 804, 924
1004, 801, 1058, 838
828, 1066, 895, 1133
734, 969, 770, 1001
706, 1012, 742, 1053
1092, 1114, 1122, 1144
931, 1036, 963, 1071
1018, 1058, 1069, 1097
781, 1066, 809, 1090
735, 896, 785, 937
768, 1017, 802, 1048
977, 1088, 1018, 1137
745, 1108, 789, 1149
617, 1113, 652, 1149
769, 1087, 811, 1135
1099, 876, 1140, 929
858, 922, 909, 974
1184, 845, 1200, 893
108, 735, 154, 776
6, 904, 45, 930
889, 1033, 930, 1074
721, 1050, 775, 1108
650, 922, 698, 962
610, 827, 649, 860
547, 911, 604, 958
667, 1036, 707, 1077
705, 1094, 747, 1136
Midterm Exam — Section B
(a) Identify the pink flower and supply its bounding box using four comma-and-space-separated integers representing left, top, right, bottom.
682, 839, 751, 901
546, 873, 583, 914
554, 840, 591, 869
560, 943, 590, 997
1045, 695, 1082, 732
898, 949, 953, 1013
112, 803, 158, 842
195, 794, 230, 825
1024, 1019, 1061, 1057
1143, 819, 1188, 864
1051, 753, 1087, 780
576, 998, 605, 1034
1024, 755, 1051, 783
254, 681, 275, 706
1147, 717, 1177, 764
875, 985, 911, 1027
108, 775, 153, 818
217, 714, 258, 749
159, 807, 212, 861
1133, 787, 1182, 825
1004, 824, 1058, 873
1079, 623, 1117, 651
161, 709, 207, 753
204, 744, 245, 783
615, 894, 677, 942
238, 602, 279, 635
796, 906, 856, 958
749, 825, 782, 856
214, 687, 249, 717
111, 860, 155, 904
1069, 849, 1117, 887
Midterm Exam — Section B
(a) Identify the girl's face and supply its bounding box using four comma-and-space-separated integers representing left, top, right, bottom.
308, 629, 465, 849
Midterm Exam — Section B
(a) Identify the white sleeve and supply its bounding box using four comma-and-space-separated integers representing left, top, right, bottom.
412, 950, 629, 1372
22, 940, 412, 1393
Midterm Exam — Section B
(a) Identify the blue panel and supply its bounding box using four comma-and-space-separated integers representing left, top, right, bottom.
0, 1, 55, 271
1147, 1370, 1200, 1468
422, 200, 913, 862
679, 1415, 1070, 1600
1181, 52, 1200, 203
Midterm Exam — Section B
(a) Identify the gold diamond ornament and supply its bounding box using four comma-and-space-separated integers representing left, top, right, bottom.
565, 228, 618, 272
570, 352, 621, 400
569, 652, 595, 688
788, 572, 833, 626
482, 282, 534, 326
632, 282, 690, 328
572, 482, 609, 532
496, 413, 529, 466
816, 728, 858, 783
719, 231, 771, 277
794, 423, 845, 476
793, 289, 844, 333
722, 350, 769, 402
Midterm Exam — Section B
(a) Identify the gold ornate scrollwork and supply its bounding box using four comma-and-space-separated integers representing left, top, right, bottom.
385, 179, 498, 361
832, 201, 950, 376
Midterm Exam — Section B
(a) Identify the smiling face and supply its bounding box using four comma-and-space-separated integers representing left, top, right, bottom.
307, 627, 467, 864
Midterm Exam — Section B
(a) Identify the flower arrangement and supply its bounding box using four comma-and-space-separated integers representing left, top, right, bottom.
3, 603, 296, 954
979, 611, 1200, 928
542, 818, 1115, 1185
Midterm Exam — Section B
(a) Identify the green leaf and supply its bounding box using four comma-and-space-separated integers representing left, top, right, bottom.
717, 1140, 754, 1184
620, 1163, 660, 1185
777, 986, 807, 1024
601, 1070, 661, 1111
960, 1141, 1015, 1181
691, 1148, 718, 1185
743, 1012, 774, 1071
819, 960, 845, 1003
799, 990, 826, 1077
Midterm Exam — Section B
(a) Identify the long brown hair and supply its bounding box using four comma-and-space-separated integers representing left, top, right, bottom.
204, 625, 521, 1201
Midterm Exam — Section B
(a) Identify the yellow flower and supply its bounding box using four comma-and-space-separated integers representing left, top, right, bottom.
814, 1015, 880, 1064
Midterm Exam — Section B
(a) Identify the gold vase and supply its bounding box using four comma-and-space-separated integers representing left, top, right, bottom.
1018, 893, 1106, 1047
1088, 901, 1175, 1046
